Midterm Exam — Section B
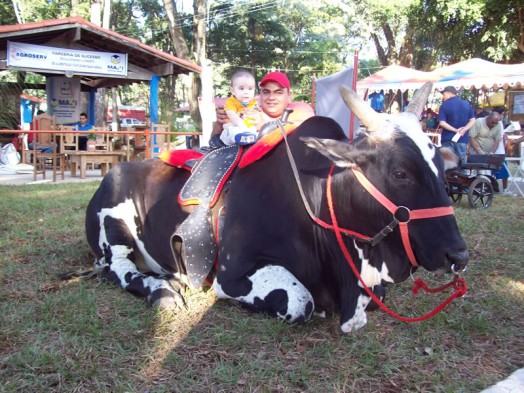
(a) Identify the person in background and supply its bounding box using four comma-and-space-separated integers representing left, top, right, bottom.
468, 112, 502, 155
72, 112, 93, 150
475, 107, 490, 118
210, 71, 314, 148
491, 106, 514, 194
438, 86, 476, 163
422, 108, 438, 131
220, 70, 259, 145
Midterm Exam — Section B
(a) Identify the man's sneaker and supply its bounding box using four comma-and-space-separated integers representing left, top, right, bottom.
234, 132, 258, 145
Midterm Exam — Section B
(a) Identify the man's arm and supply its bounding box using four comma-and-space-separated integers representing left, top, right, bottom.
469, 137, 482, 154
453, 117, 476, 136
211, 99, 228, 137
491, 138, 501, 154
512, 135, 524, 145
439, 120, 458, 133
460, 117, 476, 133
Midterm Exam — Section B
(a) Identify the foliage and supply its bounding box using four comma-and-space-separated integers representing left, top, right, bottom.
358, 58, 382, 79
7, 0, 73, 22
206, 0, 360, 102
0, 181, 523, 392
349, 0, 523, 68
0, 1, 17, 25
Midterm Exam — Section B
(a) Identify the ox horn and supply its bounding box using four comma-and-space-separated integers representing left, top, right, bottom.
339, 85, 384, 132
405, 81, 433, 118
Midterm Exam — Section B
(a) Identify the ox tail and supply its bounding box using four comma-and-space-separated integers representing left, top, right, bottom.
57, 267, 97, 281
57, 258, 104, 281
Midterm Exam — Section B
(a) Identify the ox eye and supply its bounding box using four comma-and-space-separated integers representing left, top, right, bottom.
393, 171, 407, 180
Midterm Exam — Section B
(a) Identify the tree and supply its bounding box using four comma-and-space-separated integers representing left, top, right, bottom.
161, 0, 208, 130
207, 0, 358, 101
349, 0, 523, 69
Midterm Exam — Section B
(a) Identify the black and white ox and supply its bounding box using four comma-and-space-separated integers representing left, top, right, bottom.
85, 82, 468, 333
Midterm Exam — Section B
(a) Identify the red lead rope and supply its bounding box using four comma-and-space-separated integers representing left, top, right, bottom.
326, 166, 467, 322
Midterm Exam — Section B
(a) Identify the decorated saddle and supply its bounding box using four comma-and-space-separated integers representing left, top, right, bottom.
161, 123, 299, 288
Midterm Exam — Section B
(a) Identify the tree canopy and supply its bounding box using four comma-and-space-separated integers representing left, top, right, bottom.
2, 0, 522, 124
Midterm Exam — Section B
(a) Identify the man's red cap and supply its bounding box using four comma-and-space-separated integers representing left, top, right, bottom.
260, 71, 290, 89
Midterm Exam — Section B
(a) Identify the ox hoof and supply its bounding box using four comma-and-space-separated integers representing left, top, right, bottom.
340, 313, 368, 333
365, 285, 387, 312
151, 290, 187, 312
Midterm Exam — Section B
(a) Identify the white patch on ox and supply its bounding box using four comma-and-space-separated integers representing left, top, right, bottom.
354, 241, 394, 286
398, 114, 439, 177
376, 115, 439, 178
340, 293, 370, 333
97, 199, 169, 275
101, 243, 181, 309
214, 265, 314, 323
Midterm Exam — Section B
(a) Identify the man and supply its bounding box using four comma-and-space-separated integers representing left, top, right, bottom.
468, 112, 502, 155
438, 86, 476, 163
72, 112, 93, 150
210, 71, 314, 147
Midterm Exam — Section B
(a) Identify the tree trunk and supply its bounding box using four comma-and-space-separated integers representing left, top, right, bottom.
189, 0, 207, 132
163, 0, 190, 60
91, 0, 106, 127
111, 87, 119, 131
371, 32, 388, 66
12, 0, 24, 23
398, 22, 414, 68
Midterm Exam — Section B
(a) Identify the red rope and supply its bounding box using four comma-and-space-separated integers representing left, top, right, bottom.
326, 166, 467, 323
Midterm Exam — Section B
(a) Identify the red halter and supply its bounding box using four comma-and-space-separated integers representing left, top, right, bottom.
326, 165, 467, 322
274, 119, 467, 322
350, 168, 455, 267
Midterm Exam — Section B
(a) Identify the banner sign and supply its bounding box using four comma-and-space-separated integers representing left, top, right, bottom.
7, 41, 128, 77
46, 77, 81, 124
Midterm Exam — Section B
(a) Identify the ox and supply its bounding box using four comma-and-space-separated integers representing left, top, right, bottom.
85, 83, 468, 332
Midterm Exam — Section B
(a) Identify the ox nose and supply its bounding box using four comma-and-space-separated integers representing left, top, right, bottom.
446, 248, 469, 274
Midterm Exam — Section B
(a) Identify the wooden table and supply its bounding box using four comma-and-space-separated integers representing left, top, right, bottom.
69, 151, 126, 179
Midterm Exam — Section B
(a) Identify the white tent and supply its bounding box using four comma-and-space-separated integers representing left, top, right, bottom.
358, 58, 524, 92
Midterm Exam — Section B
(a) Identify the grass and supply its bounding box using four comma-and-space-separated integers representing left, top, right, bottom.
0, 181, 523, 392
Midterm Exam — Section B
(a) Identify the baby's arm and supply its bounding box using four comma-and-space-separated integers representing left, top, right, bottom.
225, 110, 247, 129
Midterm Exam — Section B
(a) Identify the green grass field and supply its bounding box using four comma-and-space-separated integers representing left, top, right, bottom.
0, 181, 522, 392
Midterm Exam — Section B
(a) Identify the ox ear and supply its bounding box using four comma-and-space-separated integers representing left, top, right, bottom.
301, 136, 366, 168
339, 85, 385, 132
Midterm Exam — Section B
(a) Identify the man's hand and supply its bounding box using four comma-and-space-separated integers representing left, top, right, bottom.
216, 103, 228, 125
212, 102, 227, 136
242, 107, 265, 130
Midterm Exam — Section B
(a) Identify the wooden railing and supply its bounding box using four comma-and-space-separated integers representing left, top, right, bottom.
0, 129, 202, 160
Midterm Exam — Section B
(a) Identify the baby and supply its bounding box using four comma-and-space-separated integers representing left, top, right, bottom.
220, 70, 259, 145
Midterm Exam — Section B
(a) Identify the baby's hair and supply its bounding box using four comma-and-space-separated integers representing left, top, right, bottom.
230, 69, 255, 85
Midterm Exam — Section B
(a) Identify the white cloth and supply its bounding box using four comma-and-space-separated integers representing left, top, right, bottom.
316, 67, 360, 137
220, 125, 257, 146
495, 120, 507, 154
